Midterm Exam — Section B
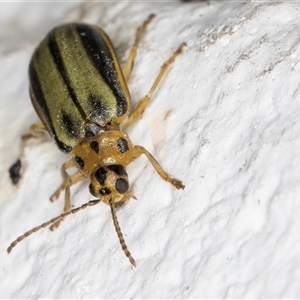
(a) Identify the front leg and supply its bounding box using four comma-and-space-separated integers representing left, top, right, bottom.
50, 160, 85, 230
50, 159, 77, 202
133, 145, 185, 189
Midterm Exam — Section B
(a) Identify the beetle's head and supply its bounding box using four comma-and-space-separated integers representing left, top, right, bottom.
89, 164, 130, 205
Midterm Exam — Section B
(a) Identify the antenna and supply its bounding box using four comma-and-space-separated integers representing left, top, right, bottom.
7, 199, 101, 253
109, 198, 136, 267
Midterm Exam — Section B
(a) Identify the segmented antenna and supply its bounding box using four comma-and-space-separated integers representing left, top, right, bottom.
109, 198, 136, 267
7, 199, 101, 254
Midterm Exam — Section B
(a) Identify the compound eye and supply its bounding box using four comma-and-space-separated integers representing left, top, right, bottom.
115, 178, 129, 194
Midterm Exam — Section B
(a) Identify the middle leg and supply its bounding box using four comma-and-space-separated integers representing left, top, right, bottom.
123, 42, 186, 130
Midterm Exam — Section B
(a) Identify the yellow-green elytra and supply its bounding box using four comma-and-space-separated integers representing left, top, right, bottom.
8, 15, 186, 267
30, 23, 130, 153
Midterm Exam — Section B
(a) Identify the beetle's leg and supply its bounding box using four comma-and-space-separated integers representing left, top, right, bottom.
9, 124, 47, 185
21, 123, 46, 141
50, 171, 85, 230
50, 164, 85, 230
133, 145, 185, 189
50, 159, 76, 202
61, 171, 85, 211
122, 14, 155, 82
123, 42, 186, 130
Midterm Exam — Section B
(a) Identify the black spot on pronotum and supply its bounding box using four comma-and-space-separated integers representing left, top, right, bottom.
117, 137, 129, 153
75, 156, 84, 169
90, 140, 99, 154
107, 165, 127, 177
9, 159, 22, 185
115, 178, 129, 194
95, 167, 107, 185
99, 188, 111, 195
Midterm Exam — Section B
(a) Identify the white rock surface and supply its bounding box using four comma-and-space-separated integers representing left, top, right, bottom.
1, 1, 300, 298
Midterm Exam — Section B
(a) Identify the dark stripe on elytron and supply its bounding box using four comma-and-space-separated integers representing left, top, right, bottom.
61, 110, 81, 140
28, 62, 72, 153
107, 165, 128, 177
76, 24, 128, 118
88, 93, 111, 122
47, 29, 87, 120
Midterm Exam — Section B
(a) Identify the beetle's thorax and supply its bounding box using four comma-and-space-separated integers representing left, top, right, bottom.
71, 130, 133, 178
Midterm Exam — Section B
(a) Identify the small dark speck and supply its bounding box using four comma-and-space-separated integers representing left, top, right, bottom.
9, 159, 22, 185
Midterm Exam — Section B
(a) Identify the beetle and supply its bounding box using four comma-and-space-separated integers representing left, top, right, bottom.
7, 14, 185, 267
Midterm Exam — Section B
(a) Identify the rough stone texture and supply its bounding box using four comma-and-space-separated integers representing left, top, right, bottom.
1, 1, 300, 298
